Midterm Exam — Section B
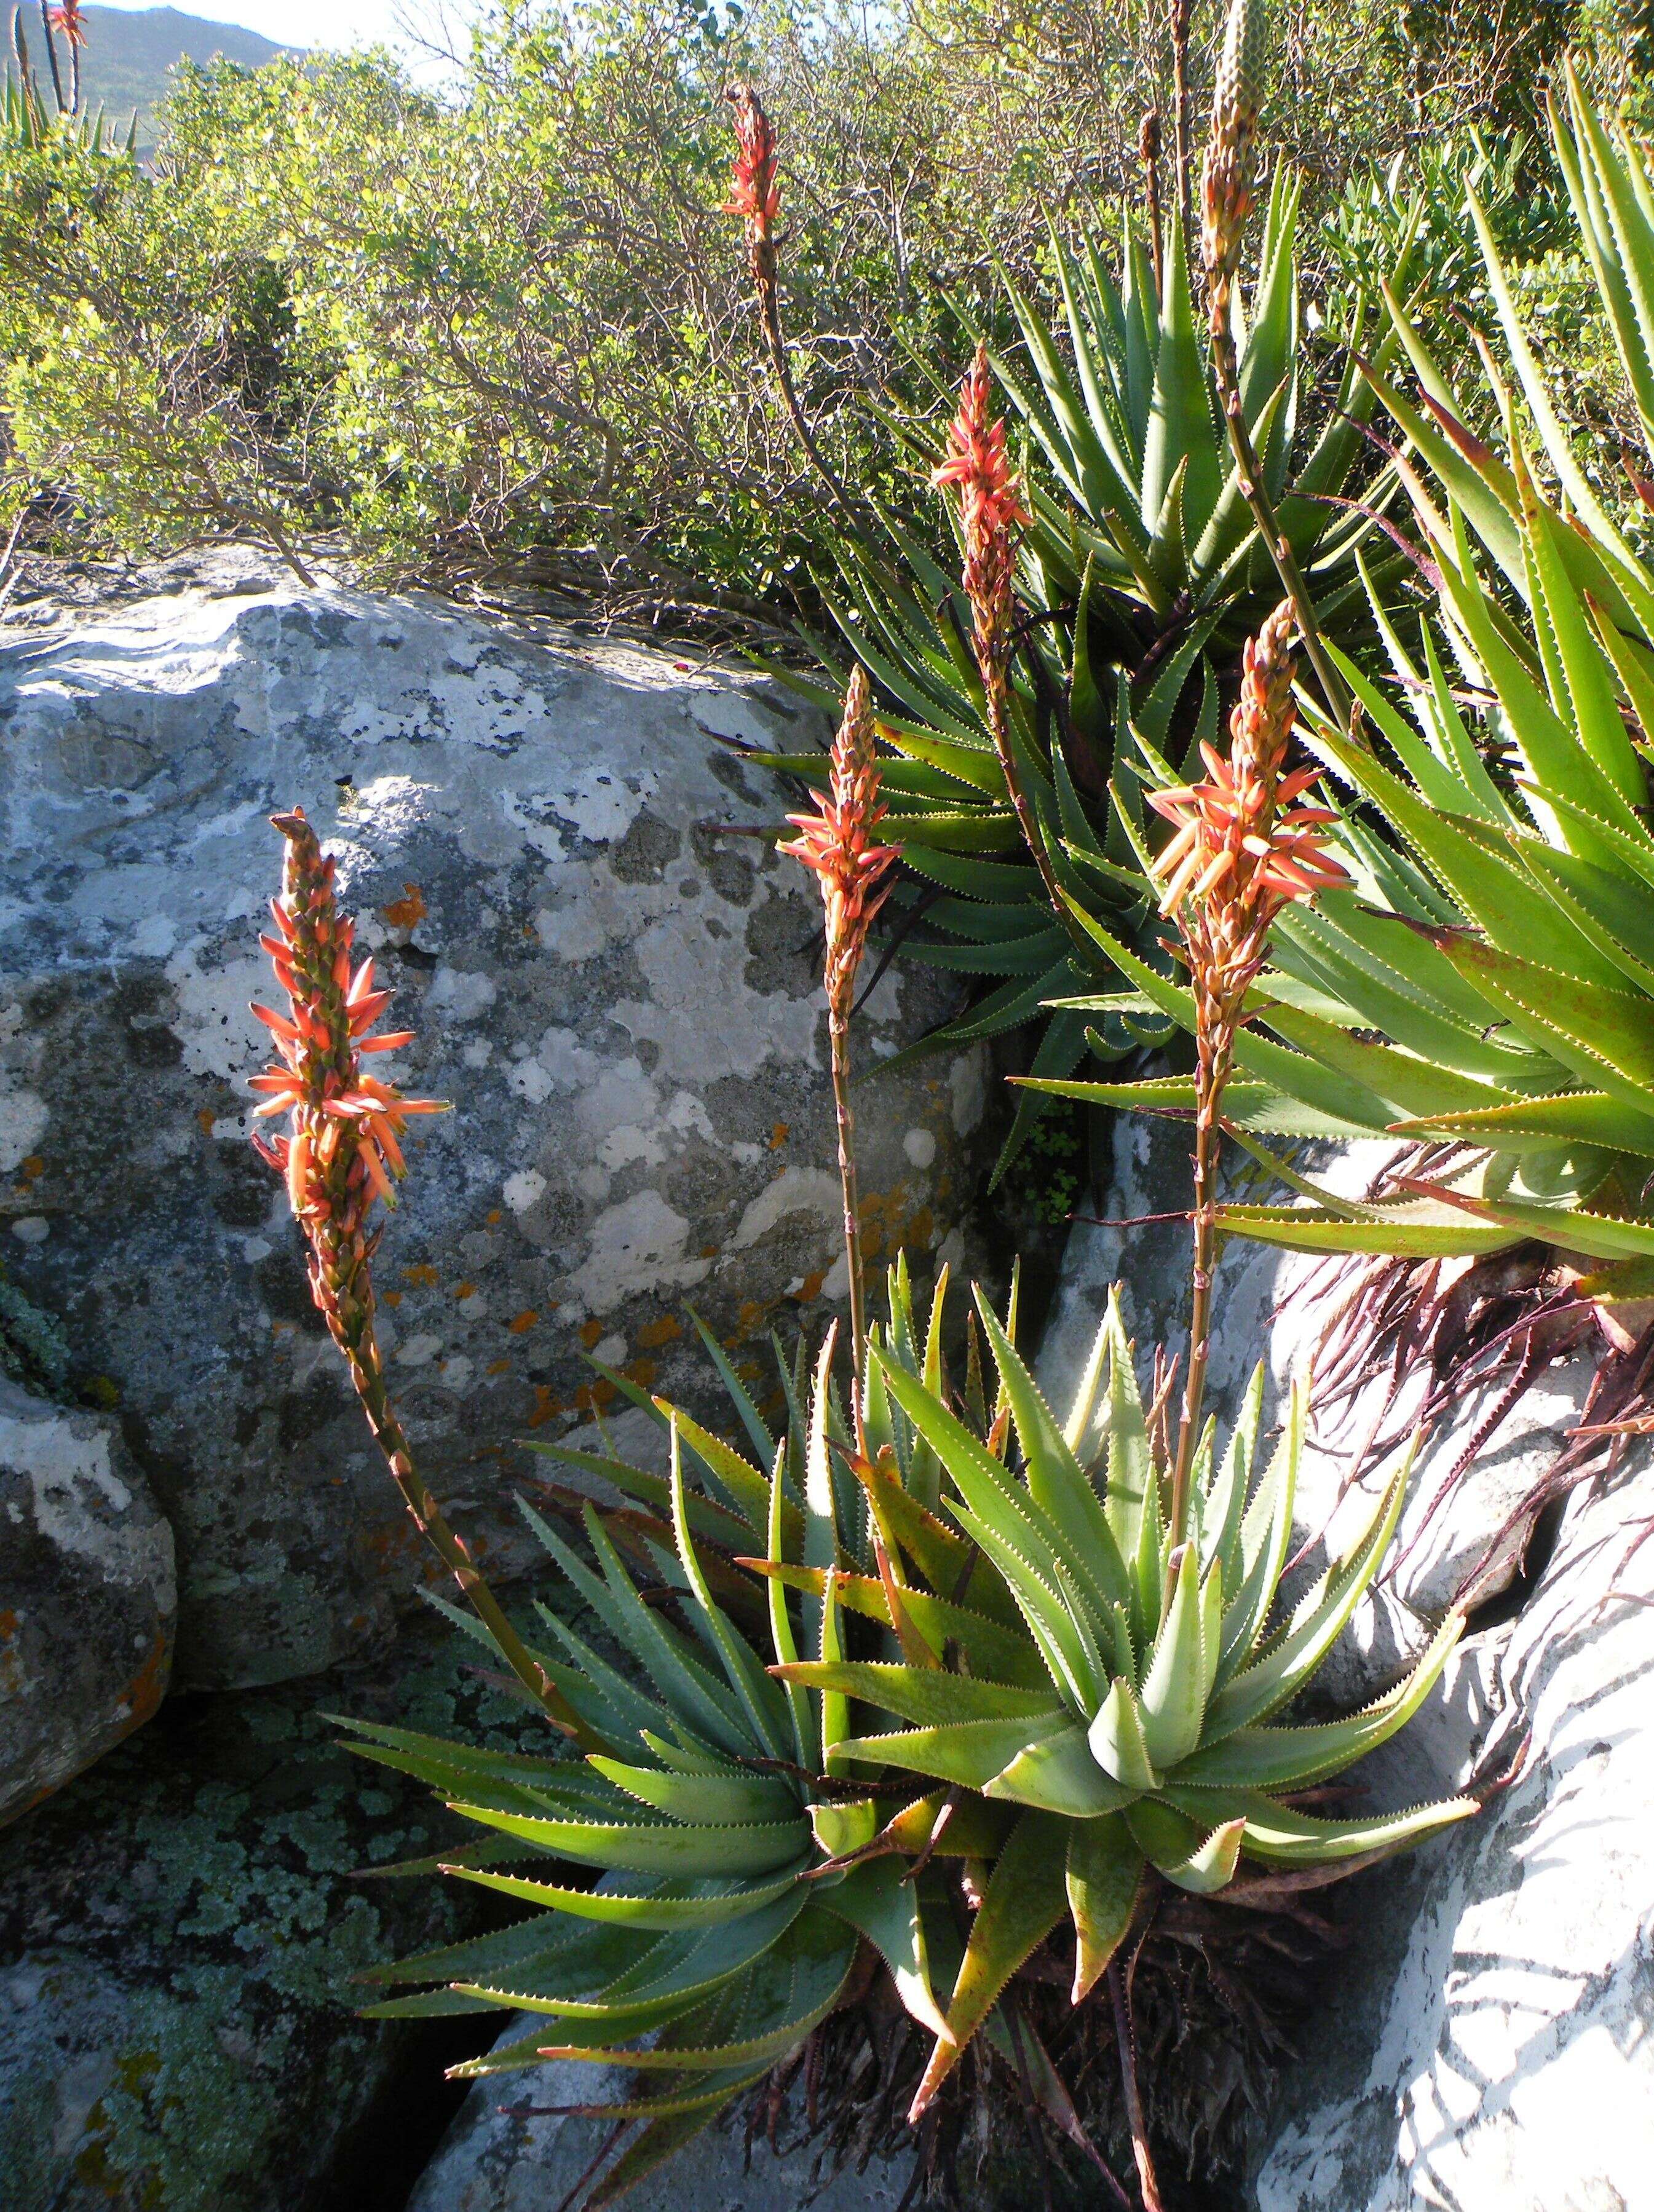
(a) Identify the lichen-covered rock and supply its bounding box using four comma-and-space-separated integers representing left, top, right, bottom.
1253, 1461, 1654, 2212
1036, 1115, 1594, 1702
0, 1622, 547, 2212
0, 1374, 175, 1822
0, 551, 987, 1689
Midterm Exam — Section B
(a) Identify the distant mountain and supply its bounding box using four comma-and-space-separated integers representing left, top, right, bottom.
46, 7, 302, 143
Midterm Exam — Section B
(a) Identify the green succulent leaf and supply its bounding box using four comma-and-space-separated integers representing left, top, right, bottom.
914, 1811, 1070, 2112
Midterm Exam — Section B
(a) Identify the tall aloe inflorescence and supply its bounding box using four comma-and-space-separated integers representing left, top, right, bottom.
778, 664, 901, 1397
250, 810, 581, 1736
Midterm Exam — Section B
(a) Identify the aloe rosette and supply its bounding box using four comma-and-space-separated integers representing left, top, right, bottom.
782, 1289, 1474, 2108
742, 176, 1407, 1181
341, 1260, 1472, 2177
1035, 72, 1654, 1280
334, 1264, 1018, 2194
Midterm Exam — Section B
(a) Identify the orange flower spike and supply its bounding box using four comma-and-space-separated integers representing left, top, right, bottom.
931, 344, 1031, 670
778, 666, 903, 1408
724, 83, 782, 304
777, 665, 902, 1024
249, 808, 449, 1270
724, 84, 781, 239
1148, 603, 1348, 935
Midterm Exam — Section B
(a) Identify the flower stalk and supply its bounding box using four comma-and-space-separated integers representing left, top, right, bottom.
1140, 108, 1165, 293
250, 809, 584, 1738
1200, 0, 1353, 734
778, 668, 902, 1431
1169, 0, 1192, 230
726, 82, 858, 529
1148, 604, 1348, 1549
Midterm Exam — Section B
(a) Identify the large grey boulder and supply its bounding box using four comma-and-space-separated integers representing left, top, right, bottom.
1037, 1114, 1594, 1703
1253, 1461, 1654, 2211
0, 552, 987, 1690
0, 1374, 175, 1822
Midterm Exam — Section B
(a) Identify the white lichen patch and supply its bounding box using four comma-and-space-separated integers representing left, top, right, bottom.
732, 1167, 844, 1250
0, 1085, 48, 1174
164, 948, 269, 1078
567, 1190, 710, 1316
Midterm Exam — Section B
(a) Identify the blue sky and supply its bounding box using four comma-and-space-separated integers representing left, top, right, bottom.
94, 0, 475, 62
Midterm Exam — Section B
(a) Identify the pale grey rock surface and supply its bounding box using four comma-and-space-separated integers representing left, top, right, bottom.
407, 2044, 917, 2212
1038, 1113, 1596, 1702
0, 1375, 175, 1822
0, 551, 986, 1690
1254, 1465, 1654, 2211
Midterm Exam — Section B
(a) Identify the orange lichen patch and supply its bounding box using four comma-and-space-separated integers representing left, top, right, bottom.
578, 1319, 604, 1350
636, 1314, 683, 1350
402, 1263, 440, 1287
768, 1122, 789, 1149
197, 1108, 217, 1136
381, 882, 426, 929
18, 1155, 43, 1182
622, 1357, 657, 1389
791, 1269, 826, 1305
454, 1281, 477, 1300
736, 1361, 762, 1383
700, 1242, 719, 1259
573, 1377, 617, 1414
382, 1290, 402, 1308
116, 1630, 170, 1736
529, 1386, 561, 1428
486, 1209, 503, 1226
904, 1206, 935, 1249
486, 1357, 510, 1376
508, 1308, 538, 1335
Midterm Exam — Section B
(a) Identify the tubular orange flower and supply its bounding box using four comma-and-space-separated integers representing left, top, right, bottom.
778, 668, 901, 1416
248, 810, 584, 1740
722, 82, 857, 524
1147, 608, 1347, 949
48, 1, 85, 48
249, 812, 446, 1279
931, 347, 1093, 969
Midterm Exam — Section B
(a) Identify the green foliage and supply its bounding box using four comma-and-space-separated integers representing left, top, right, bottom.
0, 0, 1636, 612
344, 1259, 1469, 2170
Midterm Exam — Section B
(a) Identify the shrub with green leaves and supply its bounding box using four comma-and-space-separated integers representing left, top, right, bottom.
342, 1257, 1471, 2192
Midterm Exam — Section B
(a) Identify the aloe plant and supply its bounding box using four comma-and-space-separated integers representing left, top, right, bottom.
744, 177, 1406, 1180
339, 1250, 1472, 2200
1030, 68, 1654, 1282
